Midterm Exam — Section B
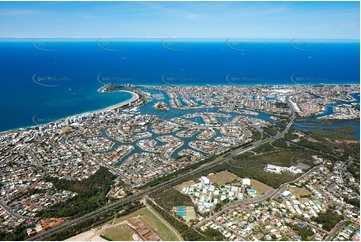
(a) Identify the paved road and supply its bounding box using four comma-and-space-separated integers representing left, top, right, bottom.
28, 95, 298, 241
28, 133, 277, 241
275, 95, 297, 139
325, 220, 347, 241
26, 140, 263, 241
293, 218, 328, 234
339, 157, 353, 183
0, 201, 33, 220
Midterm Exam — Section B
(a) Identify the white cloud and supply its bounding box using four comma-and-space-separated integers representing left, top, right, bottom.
185, 14, 200, 20
0, 9, 45, 17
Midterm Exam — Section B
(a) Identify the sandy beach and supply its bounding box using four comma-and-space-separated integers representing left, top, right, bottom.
103, 90, 140, 112
0, 90, 140, 135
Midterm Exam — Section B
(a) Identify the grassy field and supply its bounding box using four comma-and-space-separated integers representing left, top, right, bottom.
250, 179, 273, 195
289, 186, 312, 202
151, 188, 194, 211
208, 171, 241, 186
101, 224, 133, 241
258, 150, 314, 166
109, 207, 180, 241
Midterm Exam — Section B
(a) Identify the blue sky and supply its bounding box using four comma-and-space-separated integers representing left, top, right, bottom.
0, 1, 359, 39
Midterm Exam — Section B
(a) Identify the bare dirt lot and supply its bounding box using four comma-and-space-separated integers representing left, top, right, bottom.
250, 179, 273, 195
66, 230, 106, 241
175, 180, 196, 190
207, 171, 241, 186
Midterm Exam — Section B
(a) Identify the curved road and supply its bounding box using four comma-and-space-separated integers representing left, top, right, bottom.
0, 201, 33, 220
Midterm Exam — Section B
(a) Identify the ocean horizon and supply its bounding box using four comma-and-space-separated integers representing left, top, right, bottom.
0, 39, 359, 132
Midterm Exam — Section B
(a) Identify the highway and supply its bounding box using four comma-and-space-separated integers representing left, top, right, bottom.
26, 138, 265, 241
339, 157, 353, 183
274, 94, 298, 139
27, 96, 298, 241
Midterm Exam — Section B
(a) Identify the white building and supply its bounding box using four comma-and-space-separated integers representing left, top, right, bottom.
200, 176, 210, 185
281, 191, 291, 198
242, 178, 251, 186
265, 164, 283, 174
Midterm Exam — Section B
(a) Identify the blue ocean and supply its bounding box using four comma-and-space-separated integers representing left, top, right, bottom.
0, 39, 359, 132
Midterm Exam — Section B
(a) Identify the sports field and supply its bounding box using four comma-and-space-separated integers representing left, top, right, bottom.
289, 186, 312, 202
101, 224, 134, 241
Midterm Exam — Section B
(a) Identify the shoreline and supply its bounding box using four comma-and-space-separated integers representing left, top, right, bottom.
0, 85, 359, 135
102, 90, 139, 111
0, 90, 140, 135
131, 83, 360, 88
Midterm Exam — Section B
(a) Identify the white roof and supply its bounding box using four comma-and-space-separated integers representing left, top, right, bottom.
243, 178, 251, 185
200, 176, 210, 184
282, 191, 291, 196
